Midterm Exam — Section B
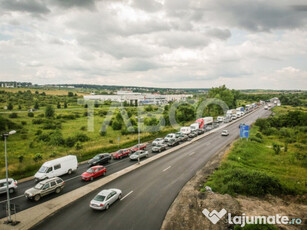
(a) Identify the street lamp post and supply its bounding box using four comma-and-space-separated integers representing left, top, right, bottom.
2, 130, 16, 224
135, 116, 143, 165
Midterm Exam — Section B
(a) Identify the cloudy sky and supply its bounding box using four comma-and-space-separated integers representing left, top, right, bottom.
0, 0, 307, 89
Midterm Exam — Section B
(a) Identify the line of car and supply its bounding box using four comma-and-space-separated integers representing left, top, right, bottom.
1, 103, 263, 211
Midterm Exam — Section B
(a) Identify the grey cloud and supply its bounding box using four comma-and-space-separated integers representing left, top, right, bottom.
0, 0, 50, 14
205, 28, 231, 40
132, 0, 163, 12
50, 0, 96, 9
121, 59, 162, 72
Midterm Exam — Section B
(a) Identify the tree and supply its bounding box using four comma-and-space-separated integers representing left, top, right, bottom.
57, 102, 61, 109
18, 105, 22, 110
64, 101, 67, 108
7, 103, 13, 110
34, 101, 39, 110
45, 105, 55, 118
68, 92, 74, 97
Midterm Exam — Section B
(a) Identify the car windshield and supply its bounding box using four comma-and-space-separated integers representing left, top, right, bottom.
156, 145, 161, 148
93, 155, 100, 160
117, 150, 122, 153
94, 195, 106, 202
38, 166, 48, 173
87, 168, 94, 173
34, 182, 44, 190
155, 138, 161, 141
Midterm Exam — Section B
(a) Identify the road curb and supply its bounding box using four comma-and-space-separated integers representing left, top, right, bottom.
0, 107, 262, 229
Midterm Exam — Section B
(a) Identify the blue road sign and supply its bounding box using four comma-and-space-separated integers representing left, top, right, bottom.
240, 125, 249, 138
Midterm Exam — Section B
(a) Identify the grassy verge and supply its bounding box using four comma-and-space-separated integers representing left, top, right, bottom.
203, 108, 307, 198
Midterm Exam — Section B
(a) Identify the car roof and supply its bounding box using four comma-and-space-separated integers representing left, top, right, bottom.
91, 165, 103, 169
39, 177, 62, 183
97, 189, 114, 196
0, 178, 14, 183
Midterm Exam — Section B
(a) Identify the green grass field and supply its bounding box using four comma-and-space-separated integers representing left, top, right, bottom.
204, 107, 307, 198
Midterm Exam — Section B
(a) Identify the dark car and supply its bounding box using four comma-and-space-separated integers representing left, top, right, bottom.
167, 138, 180, 147
113, 149, 131, 160
88, 153, 111, 167
196, 129, 205, 135
179, 134, 188, 142
151, 144, 167, 153
188, 131, 197, 138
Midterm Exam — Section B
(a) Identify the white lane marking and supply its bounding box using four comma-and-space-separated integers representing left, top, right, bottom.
189, 152, 195, 156
121, 191, 133, 201
0, 195, 24, 204
162, 166, 171, 172
65, 175, 81, 182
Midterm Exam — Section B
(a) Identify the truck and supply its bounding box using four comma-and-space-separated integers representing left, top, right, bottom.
180, 126, 191, 135
236, 107, 244, 112
34, 155, 78, 182
264, 105, 268, 110
202, 117, 213, 126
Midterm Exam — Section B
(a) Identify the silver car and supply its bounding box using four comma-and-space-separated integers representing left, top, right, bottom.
90, 189, 122, 210
0, 178, 18, 194
129, 150, 149, 161
24, 177, 65, 201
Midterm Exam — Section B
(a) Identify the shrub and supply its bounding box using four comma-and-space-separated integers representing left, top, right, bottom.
18, 155, 24, 163
28, 112, 34, 117
207, 168, 285, 197
32, 118, 45, 124
49, 130, 65, 146
21, 121, 27, 125
112, 120, 122, 130
262, 127, 278, 136
7, 103, 13, 110
37, 133, 50, 142
83, 112, 88, 117
255, 132, 263, 139
100, 129, 107, 136
45, 105, 55, 118
49, 152, 57, 158
35, 130, 42, 135
75, 141, 82, 150
74, 133, 90, 142
33, 153, 43, 162
250, 137, 263, 143
109, 139, 113, 144
284, 141, 288, 152
272, 143, 281, 155
9, 113, 18, 118
61, 114, 75, 120
65, 137, 76, 147
42, 121, 62, 130
21, 134, 28, 140
80, 126, 86, 131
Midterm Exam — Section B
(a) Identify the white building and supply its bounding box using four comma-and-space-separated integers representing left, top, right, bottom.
83, 91, 192, 105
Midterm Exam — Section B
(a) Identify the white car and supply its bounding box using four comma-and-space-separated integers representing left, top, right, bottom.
0, 178, 18, 194
221, 130, 229, 136
129, 150, 149, 161
152, 138, 164, 146
90, 189, 122, 210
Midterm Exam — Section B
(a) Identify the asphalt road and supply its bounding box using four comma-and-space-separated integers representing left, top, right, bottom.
31, 107, 271, 230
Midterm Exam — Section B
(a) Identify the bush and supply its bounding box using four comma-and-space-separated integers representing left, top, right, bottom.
65, 137, 76, 147
9, 113, 18, 118
21, 134, 28, 140
207, 168, 285, 197
80, 126, 86, 131
272, 143, 281, 155
61, 114, 75, 120
35, 130, 42, 135
75, 141, 82, 150
74, 133, 90, 142
250, 137, 263, 143
45, 105, 55, 118
255, 132, 263, 139
37, 133, 50, 142
83, 112, 88, 117
18, 155, 24, 163
49, 130, 65, 146
262, 127, 278, 136
112, 120, 122, 130
28, 112, 34, 117
32, 118, 45, 124
33, 153, 43, 162
109, 139, 113, 144
100, 129, 107, 136
7, 103, 13, 110
21, 121, 27, 125
42, 121, 62, 130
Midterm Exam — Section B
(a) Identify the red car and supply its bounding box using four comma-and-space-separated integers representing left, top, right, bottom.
81, 166, 107, 181
113, 149, 131, 159
130, 143, 147, 153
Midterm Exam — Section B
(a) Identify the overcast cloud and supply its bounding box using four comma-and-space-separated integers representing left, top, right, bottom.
0, 0, 307, 89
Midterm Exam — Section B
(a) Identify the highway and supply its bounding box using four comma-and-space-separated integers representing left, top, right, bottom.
31, 107, 271, 230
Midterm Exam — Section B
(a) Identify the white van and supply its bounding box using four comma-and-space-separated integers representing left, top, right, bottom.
190, 123, 200, 132
34, 155, 78, 182
180, 127, 191, 135
164, 133, 176, 142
